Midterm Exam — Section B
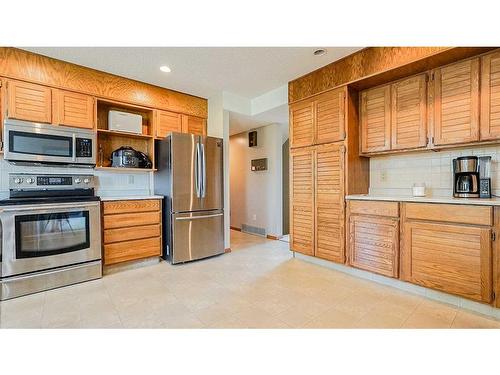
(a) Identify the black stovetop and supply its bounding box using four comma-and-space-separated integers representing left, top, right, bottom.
0, 195, 100, 206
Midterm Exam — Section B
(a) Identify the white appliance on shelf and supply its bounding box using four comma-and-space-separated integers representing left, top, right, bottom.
108, 110, 143, 134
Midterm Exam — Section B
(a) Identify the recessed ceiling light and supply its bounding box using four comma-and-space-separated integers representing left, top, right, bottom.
313, 48, 327, 56
160, 65, 171, 73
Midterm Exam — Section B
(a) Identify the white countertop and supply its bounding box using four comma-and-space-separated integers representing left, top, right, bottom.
99, 195, 164, 201
345, 194, 500, 206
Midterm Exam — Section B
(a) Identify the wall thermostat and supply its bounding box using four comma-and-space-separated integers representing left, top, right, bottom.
248, 131, 257, 147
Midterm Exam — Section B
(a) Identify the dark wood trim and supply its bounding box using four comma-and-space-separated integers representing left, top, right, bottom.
230, 226, 241, 231
266, 234, 281, 240
224, 248, 231, 253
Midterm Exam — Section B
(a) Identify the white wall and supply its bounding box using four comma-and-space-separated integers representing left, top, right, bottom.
229, 123, 285, 237
369, 144, 500, 197
208, 94, 231, 249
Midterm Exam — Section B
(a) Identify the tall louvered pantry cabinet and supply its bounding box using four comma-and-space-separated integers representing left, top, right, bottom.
289, 87, 367, 263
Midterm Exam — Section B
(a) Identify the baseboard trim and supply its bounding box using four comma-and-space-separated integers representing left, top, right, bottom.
294, 252, 500, 320
266, 234, 281, 240
224, 248, 231, 253
230, 226, 241, 231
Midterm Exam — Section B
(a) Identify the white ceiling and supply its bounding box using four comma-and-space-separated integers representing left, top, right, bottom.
22, 47, 362, 99
229, 104, 289, 136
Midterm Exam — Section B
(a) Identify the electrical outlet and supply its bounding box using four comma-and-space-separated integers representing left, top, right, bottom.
128, 175, 134, 184
380, 170, 387, 182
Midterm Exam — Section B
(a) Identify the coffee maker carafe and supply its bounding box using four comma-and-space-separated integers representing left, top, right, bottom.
453, 156, 479, 198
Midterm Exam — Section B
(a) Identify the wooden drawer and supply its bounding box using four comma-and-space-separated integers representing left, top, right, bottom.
103, 199, 160, 215
104, 237, 161, 265
349, 215, 399, 278
104, 224, 161, 244
348, 200, 399, 218
404, 203, 492, 226
103, 211, 160, 229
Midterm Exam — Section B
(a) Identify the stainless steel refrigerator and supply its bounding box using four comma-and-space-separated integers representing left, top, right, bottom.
155, 132, 224, 264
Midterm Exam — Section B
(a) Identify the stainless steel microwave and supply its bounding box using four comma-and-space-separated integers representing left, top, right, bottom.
3, 119, 96, 166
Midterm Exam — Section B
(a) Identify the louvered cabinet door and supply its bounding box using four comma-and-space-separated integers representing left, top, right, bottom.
360, 85, 391, 153
290, 147, 315, 255
349, 215, 399, 278
433, 58, 480, 146
480, 51, 500, 140
156, 110, 182, 138
391, 74, 427, 150
314, 143, 345, 263
314, 88, 345, 144
54, 89, 94, 129
7, 80, 52, 123
290, 100, 314, 148
182, 115, 206, 136
401, 221, 492, 303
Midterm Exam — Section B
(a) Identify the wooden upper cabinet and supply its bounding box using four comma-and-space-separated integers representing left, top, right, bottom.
432, 58, 480, 146
349, 215, 399, 278
315, 143, 345, 263
360, 85, 391, 153
156, 110, 182, 138
6, 80, 52, 123
182, 115, 206, 136
53, 89, 94, 129
290, 100, 314, 148
480, 51, 500, 140
290, 147, 315, 256
314, 88, 346, 144
391, 74, 427, 150
401, 220, 492, 303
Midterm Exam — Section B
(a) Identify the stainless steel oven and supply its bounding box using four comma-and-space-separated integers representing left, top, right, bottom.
0, 173, 102, 300
0, 201, 101, 278
3, 119, 96, 166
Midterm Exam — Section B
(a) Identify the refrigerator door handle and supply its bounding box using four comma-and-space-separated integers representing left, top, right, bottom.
200, 142, 206, 198
175, 213, 223, 221
195, 142, 201, 198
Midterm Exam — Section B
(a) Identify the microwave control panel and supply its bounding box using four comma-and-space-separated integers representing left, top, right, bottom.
76, 138, 93, 157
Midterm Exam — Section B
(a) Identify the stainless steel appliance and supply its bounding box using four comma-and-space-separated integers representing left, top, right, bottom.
453, 156, 479, 198
155, 132, 224, 264
111, 146, 152, 169
0, 173, 101, 300
479, 156, 492, 198
3, 119, 96, 166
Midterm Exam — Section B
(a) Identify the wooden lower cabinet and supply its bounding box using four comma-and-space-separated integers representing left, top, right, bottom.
349, 214, 399, 278
290, 143, 345, 261
102, 199, 162, 265
401, 204, 493, 303
347, 201, 399, 278
290, 147, 315, 255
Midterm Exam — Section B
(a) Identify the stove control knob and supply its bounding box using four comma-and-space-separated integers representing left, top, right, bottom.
83, 178, 91, 184
14, 177, 23, 184
74, 178, 82, 184
26, 178, 35, 184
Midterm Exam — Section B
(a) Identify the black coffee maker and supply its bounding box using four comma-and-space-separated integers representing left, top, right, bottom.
453, 156, 479, 198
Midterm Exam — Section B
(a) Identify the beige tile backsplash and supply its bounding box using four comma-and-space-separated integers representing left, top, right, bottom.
369, 144, 500, 197
0, 156, 153, 198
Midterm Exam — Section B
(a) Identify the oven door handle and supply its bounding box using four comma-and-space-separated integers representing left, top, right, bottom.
0, 202, 97, 212
72, 134, 77, 162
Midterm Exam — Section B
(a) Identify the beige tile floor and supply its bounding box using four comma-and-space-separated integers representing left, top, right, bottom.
1, 229, 500, 329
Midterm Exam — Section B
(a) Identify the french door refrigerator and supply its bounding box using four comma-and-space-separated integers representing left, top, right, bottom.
155, 132, 224, 264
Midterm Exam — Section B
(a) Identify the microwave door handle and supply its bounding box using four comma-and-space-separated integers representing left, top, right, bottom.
72, 134, 77, 162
